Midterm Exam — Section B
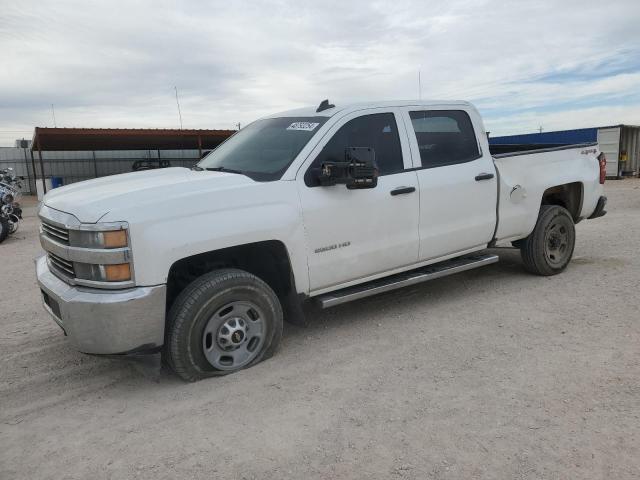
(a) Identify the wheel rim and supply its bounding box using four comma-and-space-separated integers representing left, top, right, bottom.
544, 220, 571, 267
202, 300, 266, 370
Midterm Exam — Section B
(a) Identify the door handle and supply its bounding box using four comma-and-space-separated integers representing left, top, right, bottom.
475, 173, 495, 181
390, 186, 416, 196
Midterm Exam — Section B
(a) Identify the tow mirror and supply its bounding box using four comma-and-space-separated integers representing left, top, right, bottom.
317, 147, 378, 189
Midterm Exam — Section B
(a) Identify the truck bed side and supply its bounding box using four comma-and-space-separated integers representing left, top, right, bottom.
493, 143, 603, 242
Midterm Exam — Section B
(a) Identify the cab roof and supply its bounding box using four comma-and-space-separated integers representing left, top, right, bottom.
266, 100, 474, 119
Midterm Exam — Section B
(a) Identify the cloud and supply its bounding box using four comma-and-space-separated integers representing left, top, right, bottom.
0, 0, 638, 145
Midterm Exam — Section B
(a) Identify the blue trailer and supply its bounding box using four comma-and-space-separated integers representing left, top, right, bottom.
489, 125, 640, 178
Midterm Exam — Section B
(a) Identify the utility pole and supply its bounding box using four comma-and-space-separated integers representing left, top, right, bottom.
538, 125, 543, 134
237, 122, 241, 130
51, 104, 57, 127
174, 86, 183, 129
418, 70, 422, 100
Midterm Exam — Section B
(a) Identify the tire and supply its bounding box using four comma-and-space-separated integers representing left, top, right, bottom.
520, 205, 575, 276
0, 217, 9, 244
8, 214, 19, 234
164, 268, 283, 382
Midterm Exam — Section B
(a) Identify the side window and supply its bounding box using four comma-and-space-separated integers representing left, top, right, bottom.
306, 113, 404, 185
409, 110, 480, 168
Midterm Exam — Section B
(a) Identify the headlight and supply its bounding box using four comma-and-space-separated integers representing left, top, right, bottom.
74, 262, 132, 282
40, 217, 134, 287
69, 229, 128, 249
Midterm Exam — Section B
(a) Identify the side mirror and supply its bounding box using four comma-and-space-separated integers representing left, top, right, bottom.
316, 147, 378, 189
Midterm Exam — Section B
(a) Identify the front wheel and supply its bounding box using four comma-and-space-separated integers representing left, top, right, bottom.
520, 205, 576, 276
164, 269, 283, 381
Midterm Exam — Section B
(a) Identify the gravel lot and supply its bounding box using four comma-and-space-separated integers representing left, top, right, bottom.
1, 180, 639, 479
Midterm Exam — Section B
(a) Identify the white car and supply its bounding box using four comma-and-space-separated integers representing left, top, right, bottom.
36, 100, 607, 381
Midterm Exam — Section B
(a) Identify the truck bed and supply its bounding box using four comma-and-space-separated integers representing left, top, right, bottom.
492, 142, 601, 242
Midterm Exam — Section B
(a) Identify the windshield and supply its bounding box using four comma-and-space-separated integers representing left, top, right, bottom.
197, 116, 329, 181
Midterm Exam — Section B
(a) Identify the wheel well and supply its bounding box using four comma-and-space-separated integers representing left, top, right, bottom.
541, 182, 583, 221
166, 240, 295, 313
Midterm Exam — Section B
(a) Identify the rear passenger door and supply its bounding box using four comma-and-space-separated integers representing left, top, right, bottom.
400, 107, 497, 261
297, 109, 420, 292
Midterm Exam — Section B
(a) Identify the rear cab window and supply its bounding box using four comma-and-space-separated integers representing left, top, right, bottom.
408, 110, 481, 168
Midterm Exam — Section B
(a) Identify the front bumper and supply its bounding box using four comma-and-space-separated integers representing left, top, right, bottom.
35, 255, 166, 354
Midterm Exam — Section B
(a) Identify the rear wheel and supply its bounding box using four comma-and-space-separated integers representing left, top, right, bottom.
520, 205, 575, 276
164, 268, 283, 381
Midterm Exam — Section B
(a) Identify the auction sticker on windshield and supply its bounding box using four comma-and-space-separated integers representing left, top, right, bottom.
287, 122, 320, 131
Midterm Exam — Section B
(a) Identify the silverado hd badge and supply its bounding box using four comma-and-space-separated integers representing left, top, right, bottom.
314, 241, 351, 254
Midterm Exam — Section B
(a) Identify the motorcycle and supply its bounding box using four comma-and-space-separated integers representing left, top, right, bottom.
0, 168, 24, 243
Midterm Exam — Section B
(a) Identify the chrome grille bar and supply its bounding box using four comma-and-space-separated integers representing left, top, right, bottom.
48, 252, 75, 277
42, 221, 70, 244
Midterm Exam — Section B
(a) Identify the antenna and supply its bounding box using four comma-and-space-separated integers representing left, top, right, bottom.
418, 71, 422, 100
316, 99, 335, 112
174, 86, 183, 129
51, 104, 57, 127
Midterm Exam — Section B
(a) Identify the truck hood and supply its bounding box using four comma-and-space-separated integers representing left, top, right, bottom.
43, 167, 255, 223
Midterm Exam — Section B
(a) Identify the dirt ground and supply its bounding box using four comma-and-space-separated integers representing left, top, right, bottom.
1, 180, 639, 479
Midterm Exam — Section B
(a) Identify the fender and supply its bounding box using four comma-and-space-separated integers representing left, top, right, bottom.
101, 180, 310, 294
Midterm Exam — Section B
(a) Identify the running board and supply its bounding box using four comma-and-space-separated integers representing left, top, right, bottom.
316, 253, 499, 309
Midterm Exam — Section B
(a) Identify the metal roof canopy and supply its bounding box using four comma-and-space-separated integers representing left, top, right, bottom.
30, 127, 236, 195
31, 127, 235, 152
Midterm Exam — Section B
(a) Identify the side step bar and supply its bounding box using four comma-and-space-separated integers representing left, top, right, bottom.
316, 253, 499, 309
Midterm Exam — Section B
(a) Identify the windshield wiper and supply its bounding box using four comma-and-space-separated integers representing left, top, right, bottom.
205, 166, 245, 175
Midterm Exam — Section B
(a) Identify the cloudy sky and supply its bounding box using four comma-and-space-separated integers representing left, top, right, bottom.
1, 0, 639, 146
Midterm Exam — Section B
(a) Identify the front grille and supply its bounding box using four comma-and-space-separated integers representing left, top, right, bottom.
42, 221, 70, 245
48, 252, 75, 278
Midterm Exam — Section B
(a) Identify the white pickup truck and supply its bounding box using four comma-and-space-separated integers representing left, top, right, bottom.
36, 100, 607, 381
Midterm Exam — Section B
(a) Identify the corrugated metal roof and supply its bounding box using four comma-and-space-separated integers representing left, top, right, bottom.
32, 127, 236, 151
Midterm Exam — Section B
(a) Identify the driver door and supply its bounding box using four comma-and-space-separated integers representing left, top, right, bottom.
297, 109, 420, 293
